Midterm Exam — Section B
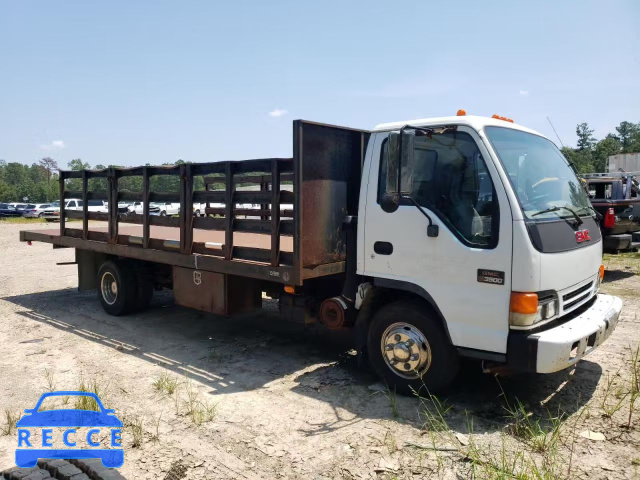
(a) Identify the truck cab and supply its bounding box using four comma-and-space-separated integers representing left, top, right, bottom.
357, 115, 621, 392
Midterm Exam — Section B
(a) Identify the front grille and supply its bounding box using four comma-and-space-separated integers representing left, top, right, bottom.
562, 282, 592, 302
561, 280, 594, 314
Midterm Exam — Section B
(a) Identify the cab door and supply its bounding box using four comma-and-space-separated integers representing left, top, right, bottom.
361, 126, 513, 354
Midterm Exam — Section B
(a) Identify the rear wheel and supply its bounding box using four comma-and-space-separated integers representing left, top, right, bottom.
97, 260, 137, 316
160, 210, 167, 216
367, 300, 459, 395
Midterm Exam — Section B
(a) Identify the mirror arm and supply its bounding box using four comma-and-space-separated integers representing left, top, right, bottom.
401, 195, 439, 237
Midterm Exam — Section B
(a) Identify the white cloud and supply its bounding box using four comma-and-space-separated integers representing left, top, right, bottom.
268, 108, 288, 118
40, 140, 65, 150
519, 90, 529, 96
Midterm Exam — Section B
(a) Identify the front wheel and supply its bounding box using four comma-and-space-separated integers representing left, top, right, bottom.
367, 300, 459, 395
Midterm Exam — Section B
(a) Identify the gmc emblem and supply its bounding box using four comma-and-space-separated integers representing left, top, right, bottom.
575, 229, 591, 243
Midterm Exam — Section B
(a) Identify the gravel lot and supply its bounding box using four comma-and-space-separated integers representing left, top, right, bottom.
0, 221, 639, 479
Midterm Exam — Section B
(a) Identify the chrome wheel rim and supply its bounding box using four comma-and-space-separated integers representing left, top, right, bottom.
101, 272, 118, 305
381, 322, 432, 379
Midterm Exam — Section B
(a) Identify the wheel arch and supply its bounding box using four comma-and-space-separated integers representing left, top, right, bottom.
354, 278, 453, 353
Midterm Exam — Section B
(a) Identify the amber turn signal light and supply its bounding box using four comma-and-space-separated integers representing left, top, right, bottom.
510, 292, 538, 314
599, 264, 605, 280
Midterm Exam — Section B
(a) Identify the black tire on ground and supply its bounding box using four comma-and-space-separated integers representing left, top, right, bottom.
195, 210, 200, 217
367, 299, 459, 395
160, 211, 166, 216
2, 458, 125, 479
97, 259, 137, 316
38, 212, 44, 218
133, 265, 154, 312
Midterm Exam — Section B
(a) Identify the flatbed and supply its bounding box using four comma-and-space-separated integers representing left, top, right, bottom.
21, 120, 369, 285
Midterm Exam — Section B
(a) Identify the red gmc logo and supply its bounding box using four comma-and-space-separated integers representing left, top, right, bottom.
575, 229, 591, 243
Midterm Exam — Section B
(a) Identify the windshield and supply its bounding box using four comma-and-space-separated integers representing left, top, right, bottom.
485, 127, 592, 221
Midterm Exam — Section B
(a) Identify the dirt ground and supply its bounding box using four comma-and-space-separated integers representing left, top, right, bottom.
0, 221, 639, 479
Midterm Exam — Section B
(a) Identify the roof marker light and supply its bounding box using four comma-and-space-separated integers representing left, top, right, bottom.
457, 109, 466, 116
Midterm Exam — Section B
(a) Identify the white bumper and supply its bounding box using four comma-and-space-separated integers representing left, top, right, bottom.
509, 294, 622, 374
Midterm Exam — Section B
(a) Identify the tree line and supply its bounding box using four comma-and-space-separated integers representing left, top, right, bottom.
1, 119, 639, 203
561, 121, 640, 173
0, 159, 204, 203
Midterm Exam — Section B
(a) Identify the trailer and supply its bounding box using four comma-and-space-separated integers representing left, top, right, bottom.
21, 115, 622, 393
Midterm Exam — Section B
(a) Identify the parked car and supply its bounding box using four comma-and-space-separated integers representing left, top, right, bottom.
9, 203, 28, 211
22, 203, 52, 218
152, 202, 180, 216
582, 172, 640, 252
126, 202, 160, 215
42, 202, 61, 222
0, 203, 23, 218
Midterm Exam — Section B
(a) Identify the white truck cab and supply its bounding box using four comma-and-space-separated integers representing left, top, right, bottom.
357, 114, 621, 391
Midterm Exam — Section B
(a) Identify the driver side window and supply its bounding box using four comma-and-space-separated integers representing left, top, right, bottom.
379, 131, 499, 248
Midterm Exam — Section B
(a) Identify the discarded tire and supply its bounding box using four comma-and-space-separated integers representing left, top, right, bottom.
1, 458, 126, 480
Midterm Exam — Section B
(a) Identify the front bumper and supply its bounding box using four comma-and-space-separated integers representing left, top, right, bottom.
507, 294, 622, 373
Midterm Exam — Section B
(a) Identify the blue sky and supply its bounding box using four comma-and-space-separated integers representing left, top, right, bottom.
1, 1, 638, 168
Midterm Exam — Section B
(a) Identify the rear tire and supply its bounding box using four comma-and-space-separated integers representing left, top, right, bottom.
2, 459, 125, 479
97, 260, 137, 316
367, 300, 459, 395
160, 210, 166, 216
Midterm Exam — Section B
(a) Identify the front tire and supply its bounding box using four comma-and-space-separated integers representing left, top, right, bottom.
367, 300, 459, 395
97, 260, 137, 316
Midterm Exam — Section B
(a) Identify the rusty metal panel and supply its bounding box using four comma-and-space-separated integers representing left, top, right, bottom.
173, 267, 227, 314
172, 267, 261, 315
296, 121, 370, 269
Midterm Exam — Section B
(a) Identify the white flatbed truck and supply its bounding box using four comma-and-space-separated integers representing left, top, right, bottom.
20, 114, 622, 393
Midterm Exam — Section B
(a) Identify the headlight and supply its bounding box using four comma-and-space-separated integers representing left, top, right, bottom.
510, 291, 558, 327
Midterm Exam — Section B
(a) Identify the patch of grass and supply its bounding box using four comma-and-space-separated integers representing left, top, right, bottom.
626, 345, 640, 429
0, 409, 20, 436
385, 384, 399, 418
600, 370, 628, 418
498, 382, 563, 453
124, 414, 144, 448
180, 379, 218, 425
383, 430, 398, 454
75, 375, 108, 411
412, 387, 452, 432
0, 217, 46, 224
44, 368, 56, 392
190, 401, 217, 426
151, 413, 162, 443
153, 372, 179, 395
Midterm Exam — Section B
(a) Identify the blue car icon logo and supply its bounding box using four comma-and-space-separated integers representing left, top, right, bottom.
15, 391, 124, 469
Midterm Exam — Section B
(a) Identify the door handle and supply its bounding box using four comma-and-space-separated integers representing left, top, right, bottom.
374, 241, 393, 255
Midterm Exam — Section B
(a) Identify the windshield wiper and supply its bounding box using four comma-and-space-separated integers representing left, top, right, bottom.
575, 204, 601, 220
532, 205, 583, 225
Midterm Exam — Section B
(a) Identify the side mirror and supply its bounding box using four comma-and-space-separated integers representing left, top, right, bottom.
386, 132, 415, 195
380, 192, 400, 213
